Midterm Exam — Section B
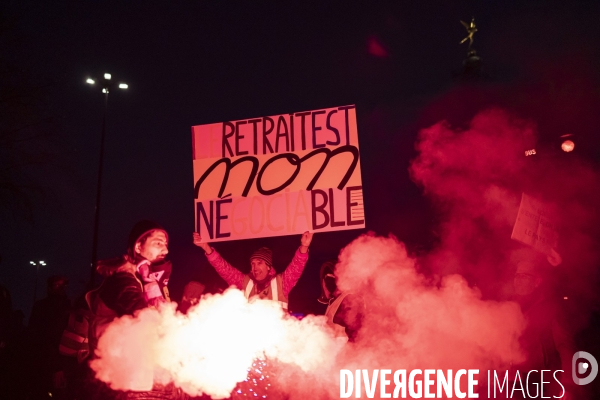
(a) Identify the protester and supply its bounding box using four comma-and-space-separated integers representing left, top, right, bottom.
193, 232, 313, 399
85, 220, 186, 400
177, 281, 205, 314
318, 259, 364, 342
192, 232, 313, 310
0, 275, 27, 399
509, 257, 578, 399
57, 292, 92, 400
0, 280, 12, 356
28, 275, 71, 399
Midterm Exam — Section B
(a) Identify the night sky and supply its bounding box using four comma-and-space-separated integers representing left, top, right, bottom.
2, 1, 599, 319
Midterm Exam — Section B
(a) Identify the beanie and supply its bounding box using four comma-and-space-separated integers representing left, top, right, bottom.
127, 220, 168, 260
249, 247, 273, 267
182, 281, 206, 301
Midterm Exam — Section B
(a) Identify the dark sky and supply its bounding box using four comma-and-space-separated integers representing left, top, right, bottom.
1, 0, 599, 318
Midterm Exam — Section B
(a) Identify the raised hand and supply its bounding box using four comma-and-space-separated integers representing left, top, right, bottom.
299, 231, 313, 253
193, 232, 213, 254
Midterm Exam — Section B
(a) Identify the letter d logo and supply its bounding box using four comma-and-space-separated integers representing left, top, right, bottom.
572, 351, 598, 385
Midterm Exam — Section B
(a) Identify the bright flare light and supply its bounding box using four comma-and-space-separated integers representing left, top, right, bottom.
30, 261, 36, 265
104, 73, 112, 80
86, 78, 95, 84
102, 88, 108, 94
91, 289, 341, 398
561, 140, 575, 152
119, 83, 128, 89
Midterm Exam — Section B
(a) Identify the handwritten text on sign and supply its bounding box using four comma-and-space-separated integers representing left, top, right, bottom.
510, 193, 559, 257
192, 105, 365, 241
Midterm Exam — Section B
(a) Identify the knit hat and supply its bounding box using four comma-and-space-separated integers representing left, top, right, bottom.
182, 281, 206, 301
250, 247, 273, 267
127, 220, 168, 260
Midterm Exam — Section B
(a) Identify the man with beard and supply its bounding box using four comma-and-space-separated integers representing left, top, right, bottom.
85, 220, 185, 400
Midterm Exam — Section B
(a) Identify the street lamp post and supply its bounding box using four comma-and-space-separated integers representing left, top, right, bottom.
30, 260, 46, 303
86, 73, 128, 287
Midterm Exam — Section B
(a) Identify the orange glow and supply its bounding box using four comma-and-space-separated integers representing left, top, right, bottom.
561, 140, 575, 152
90, 289, 341, 398
91, 230, 532, 398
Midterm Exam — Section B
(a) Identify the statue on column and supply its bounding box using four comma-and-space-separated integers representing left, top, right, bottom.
457, 17, 483, 78
460, 17, 478, 52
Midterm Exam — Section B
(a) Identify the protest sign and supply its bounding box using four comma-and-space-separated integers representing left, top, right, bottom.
192, 105, 365, 242
511, 193, 559, 258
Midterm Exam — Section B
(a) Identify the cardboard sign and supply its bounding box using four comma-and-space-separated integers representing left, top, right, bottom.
511, 193, 559, 257
192, 105, 365, 242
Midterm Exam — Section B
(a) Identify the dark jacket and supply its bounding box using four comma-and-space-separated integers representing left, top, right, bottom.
97, 271, 148, 316
86, 262, 186, 400
87, 268, 147, 354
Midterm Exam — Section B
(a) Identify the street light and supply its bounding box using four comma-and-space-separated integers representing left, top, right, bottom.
31, 260, 47, 303
86, 72, 128, 287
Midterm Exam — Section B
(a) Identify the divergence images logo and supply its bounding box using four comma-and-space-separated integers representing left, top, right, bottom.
572, 351, 598, 386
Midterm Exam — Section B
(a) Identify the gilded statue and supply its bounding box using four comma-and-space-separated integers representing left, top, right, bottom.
460, 17, 477, 50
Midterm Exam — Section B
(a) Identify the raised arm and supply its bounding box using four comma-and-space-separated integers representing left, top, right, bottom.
193, 233, 244, 289
281, 232, 313, 297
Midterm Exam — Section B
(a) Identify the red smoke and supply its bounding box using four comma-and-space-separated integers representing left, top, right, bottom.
367, 36, 389, 58
282, 233, 526, 399
91, 108, 599, 398
409, 108, 600, 311
90, 231, 527, 399
91, 289, 342, 398
410, 109, 532, 283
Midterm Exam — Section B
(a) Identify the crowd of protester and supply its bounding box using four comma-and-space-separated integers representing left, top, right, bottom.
0, 220, 589, 399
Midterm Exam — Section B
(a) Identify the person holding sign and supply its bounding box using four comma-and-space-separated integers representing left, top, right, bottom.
192, 232, 313, 310
509, 257, 578, 399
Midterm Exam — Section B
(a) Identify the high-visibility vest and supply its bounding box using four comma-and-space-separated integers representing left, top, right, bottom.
325, 293, 351, 338
58, 308, 91, 363
85, 285, 122, 354
242, 275, 288, 310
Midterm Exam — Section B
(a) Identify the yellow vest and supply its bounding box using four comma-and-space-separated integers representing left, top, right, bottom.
325, 292, 350, 338
242, 275, 288, 310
